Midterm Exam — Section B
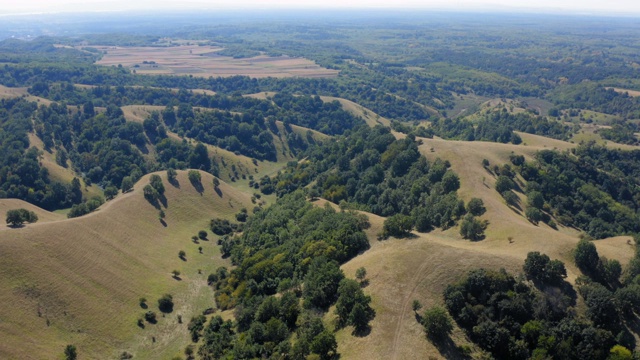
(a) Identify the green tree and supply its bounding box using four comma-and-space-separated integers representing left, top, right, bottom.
495, 175, 515, 193
502, 190, 519, 206
303, 258, 344, 309
64, 344, 77, 360
525, 207, 542, 224
355, 267, 367, 283
527, 191, 544, 209
150, 174, 165, 195
310, 330, 338, 360
335, 279, 374, 330
382, 214, 413, 238
459, 214, 486, 241
422, 306, 453, 341
213, 177, 220, 188
143, 184, 158, 201
467, 198, 486, 216
442, 171, 460, 193
121, 176, 134, 193
188, 170, 201, 184
574, 239, 601, 275
167, 168, 177, 182
104, 186, 118, 200
608, 345, 633, 360
6, 208, 38, 227
158, 294, 174, 313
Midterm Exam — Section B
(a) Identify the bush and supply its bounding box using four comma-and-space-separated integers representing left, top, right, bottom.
198, 230, 208, 240
422, 306, 453, 341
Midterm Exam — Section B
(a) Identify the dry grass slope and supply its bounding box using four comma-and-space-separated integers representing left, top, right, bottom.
0, 170, 253, 359
327, 134, 635, 360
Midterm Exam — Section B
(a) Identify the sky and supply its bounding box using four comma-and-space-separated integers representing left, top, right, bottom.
2, 0, 640, 15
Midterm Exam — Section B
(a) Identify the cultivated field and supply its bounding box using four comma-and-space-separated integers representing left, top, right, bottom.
92, 45, 339, 78
608, 87, 640, 97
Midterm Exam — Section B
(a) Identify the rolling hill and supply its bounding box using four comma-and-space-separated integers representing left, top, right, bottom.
0, 170, 252, 359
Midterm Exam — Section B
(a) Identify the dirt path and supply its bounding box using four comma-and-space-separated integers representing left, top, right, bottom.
390, 247, 432, 360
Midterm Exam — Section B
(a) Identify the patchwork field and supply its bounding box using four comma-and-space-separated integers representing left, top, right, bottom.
91, 45, 339, 78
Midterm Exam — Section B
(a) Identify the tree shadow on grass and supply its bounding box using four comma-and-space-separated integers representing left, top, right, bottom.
215, 187, 223, 198
352, 325, 372, 337
168, 177, 180, 188
160, 219, 167, 227
190, 179, 204, 195
159, 194, 168, 208
430, 335, 471, 360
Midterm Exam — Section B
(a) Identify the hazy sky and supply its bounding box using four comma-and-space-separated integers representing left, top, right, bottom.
3, 0, 640, 15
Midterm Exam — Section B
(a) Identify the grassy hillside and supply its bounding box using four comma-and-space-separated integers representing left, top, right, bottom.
323, 134, 636, 359
0, 170, 252, 359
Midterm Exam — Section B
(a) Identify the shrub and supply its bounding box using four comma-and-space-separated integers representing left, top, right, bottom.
198, 230, 208, 240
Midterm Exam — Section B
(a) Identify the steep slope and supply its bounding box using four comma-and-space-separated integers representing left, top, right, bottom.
0, 170, 253, 359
